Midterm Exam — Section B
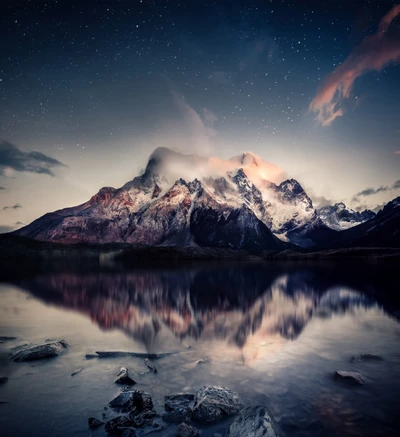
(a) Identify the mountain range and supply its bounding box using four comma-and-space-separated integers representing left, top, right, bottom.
13, 147, 400, 251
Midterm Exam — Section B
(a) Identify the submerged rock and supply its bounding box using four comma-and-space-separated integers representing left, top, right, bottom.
115, 367, 136, 385
334, 371, 364, 385
144, 358, 157, 373
174, 422, 199, 437
110, 390, 153, 413
11, 340, 68, 362
227, 405, 280, 437
0, 377, 8, 385
95, 351, 176, 359
350, 354, 383, 362
163, 393, 195, 423
105, 415, 134, 435
192, 386, 243, 423
71, 368, 83, 377
88, 417, 104, 429
129, 409, 157, 427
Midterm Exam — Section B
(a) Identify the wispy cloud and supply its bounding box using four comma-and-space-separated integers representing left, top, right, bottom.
172, 92, 217, 154
395, 150, 400, 155
310, 4, 400, 126
352, 179, 400, 202
3, 203, 22, 210
0, 140, 67, 177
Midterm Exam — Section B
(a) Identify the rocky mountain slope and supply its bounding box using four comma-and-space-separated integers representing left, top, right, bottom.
12, 147, 399, 250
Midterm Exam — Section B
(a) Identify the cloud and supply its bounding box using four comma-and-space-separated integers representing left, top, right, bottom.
0, 186, 5, 190
0, 140, 67, 177
352, 179, 400, 201
395, 150, 400, 155
311, 195, 335, 209
172, 92, 217, 153
3, 203, 22, 210
310, 4, 400, 125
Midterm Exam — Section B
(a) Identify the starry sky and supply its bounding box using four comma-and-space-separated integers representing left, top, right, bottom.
1, 0, 400, 231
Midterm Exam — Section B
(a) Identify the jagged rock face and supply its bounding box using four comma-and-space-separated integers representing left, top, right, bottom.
14, 147, 319, 248
318, 202, 375, 231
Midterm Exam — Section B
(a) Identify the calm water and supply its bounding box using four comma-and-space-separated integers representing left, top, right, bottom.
0, 262, 399, 437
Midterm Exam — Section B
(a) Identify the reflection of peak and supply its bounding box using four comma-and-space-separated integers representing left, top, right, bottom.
15, 266, 388, 360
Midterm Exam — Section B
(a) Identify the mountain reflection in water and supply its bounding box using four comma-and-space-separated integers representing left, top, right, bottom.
15, 263, 399, 362
2, 262, 400, 437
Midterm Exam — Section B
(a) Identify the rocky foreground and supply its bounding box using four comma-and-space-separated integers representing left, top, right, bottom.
3, 338, 385, 437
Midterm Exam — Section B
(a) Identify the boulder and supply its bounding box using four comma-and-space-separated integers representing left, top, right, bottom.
115, 367, 136, 385
226, 405, 280, 437
105, 415, 133, 435
350, 354, 383, 362
174, 422, 199, 437
129, 409, 156, 427
11, 340, 68, 362
163, 393, 195, 423
144, 358, 157, 373
334, 371, 364, 385
110, 390, 153, 413
191, 386, 243, 423
88, 417, 104, 429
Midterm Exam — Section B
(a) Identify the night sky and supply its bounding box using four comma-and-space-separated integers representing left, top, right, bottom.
1, 0, 400, 231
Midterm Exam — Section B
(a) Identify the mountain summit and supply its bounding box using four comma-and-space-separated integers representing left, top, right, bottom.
13, 148, 398, 250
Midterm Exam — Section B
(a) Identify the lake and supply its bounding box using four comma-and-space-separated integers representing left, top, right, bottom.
0, 261, 399, 437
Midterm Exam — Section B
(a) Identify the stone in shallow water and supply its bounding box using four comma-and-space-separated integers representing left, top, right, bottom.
227, 405, 280, 437
144, 358, 158, 373
110, 390, 153, 413
115, 367, 136, 385
129, 409, 157, 427
191, 386, 243, 423
350, 354, 383, 362
163, 393, 195, 423
88, 417, 104, 429
174, 422, 199, 437
105, 415, 134, 435
11, 340, 68, 362
334, 371, 364, 385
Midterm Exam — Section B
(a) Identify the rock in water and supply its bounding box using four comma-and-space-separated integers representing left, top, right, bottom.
334, 371, 364, 385
115, 367, 136, 385
163, 393, 195, 423
144, 358, 157, 373
71, 368, 83, 377
129, 409, 156, 427
350, 354, 383, 362
105, 416, 133, 434
11, 340, 68, 362
227, 406, 280, 437
0, 377, 8, 385
88, 417, 104, 429
110, 390, 153, 413
174, 422, 199, 437
191, 386, 243, 423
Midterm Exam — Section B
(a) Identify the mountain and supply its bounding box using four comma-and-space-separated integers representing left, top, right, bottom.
317, 202, 375, 231
328, 197, 400, 248
13, 148, 315, 250
12, 147, 399, 250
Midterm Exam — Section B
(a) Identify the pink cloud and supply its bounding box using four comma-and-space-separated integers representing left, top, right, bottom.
310, 4, 400, 126
395, 150, 400, 155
